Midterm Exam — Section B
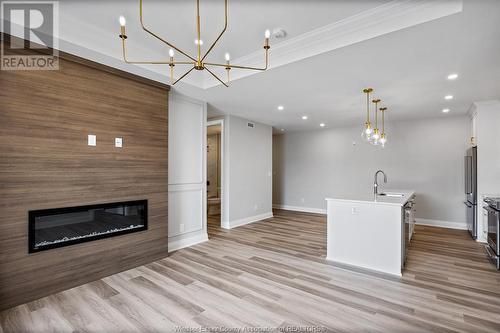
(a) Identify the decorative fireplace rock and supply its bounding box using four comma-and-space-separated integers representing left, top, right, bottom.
28, 200, 148, 253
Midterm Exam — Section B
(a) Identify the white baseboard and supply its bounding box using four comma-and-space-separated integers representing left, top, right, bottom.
273, 204, 326, 215
222, 211, 274, 229
415, 218, 467, 230
168, 232, 209, 252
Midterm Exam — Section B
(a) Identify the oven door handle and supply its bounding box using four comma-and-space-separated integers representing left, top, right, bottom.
483, 205, 499, 215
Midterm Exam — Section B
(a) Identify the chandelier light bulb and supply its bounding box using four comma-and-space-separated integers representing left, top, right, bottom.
265, 29, 271, 39
194, 39, 204, 45
225, 52, 230, 61
119, 16, 126, 26
169, 48, 175, 57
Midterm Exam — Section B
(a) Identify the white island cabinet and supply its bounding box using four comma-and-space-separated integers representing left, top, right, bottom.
326, 190, 415, 277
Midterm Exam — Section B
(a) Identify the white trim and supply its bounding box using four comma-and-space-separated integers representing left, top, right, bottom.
415, 218, 467, 230
167, 92, 208, 251
168, 232, 209, 252
273, 204, 326, 215
204, 0, 463, 88
325, 258, 402, 278
222, 212, 273, 230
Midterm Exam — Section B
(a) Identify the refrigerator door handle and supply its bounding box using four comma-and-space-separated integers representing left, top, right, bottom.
464, 156, 472, 194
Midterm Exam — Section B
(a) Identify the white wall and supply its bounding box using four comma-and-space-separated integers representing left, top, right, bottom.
473, 100, 500, 242
168, 93, 208, 251
222, 115, 273, 228
273, 116, 469, 226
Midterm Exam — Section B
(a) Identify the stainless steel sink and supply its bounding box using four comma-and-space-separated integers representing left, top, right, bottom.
379, 192, 405, 197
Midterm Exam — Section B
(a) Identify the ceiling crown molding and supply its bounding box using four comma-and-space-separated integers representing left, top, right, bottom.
203, 0, 463, 89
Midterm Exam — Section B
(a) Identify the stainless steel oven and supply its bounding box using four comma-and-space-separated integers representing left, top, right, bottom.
483, 197, 500, 269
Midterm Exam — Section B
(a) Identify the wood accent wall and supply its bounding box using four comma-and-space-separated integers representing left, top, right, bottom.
0, 36, 170, 310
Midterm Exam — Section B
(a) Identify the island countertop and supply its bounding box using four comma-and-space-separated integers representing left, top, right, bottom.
325, 190, 415, 206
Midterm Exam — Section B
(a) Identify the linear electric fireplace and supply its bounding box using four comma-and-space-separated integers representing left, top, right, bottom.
29, 200, 148, 253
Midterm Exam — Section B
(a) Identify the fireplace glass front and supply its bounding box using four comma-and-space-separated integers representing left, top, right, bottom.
29, 200, 147, 253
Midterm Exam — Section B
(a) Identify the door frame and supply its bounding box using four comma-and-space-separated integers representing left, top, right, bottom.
206, 119, 226, 228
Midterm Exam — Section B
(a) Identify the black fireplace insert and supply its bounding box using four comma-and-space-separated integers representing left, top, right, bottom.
28, 200, 147, 253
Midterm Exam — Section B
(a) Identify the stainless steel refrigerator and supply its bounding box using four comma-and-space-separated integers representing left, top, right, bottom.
464, 146, 477, 239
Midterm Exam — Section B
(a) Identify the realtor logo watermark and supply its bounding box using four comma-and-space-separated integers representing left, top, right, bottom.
1, 1, 59, 70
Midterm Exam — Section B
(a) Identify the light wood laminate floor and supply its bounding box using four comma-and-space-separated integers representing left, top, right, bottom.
1, 210, 499, 332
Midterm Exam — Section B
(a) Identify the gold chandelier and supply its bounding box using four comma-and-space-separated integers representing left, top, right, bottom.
361, 88, 388, 147
118, 0, 271, 87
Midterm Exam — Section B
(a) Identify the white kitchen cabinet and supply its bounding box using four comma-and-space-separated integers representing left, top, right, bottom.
326, 190, 415, 277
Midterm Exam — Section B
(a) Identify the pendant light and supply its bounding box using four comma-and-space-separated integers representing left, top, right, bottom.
361, 88, 373, 141
371, 99, 381, 145
379, 107, 387, 147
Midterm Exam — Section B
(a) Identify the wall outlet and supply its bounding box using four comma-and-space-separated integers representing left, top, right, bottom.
87, 134, 96, 146
351, 207, 359, 215
254, 204, 258, 211
301, 198, 305, 203
115, 137, 123, 148
180, 223, 185, 232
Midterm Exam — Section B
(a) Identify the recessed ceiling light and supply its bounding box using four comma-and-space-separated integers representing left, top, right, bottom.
280, 128, 285, 131
277, 105, 284, 111
442, 108, 450, 113
302, 116, 308, 120
447, 73, 458, 80
444, 95, 454, 100
320, 123, 325, 127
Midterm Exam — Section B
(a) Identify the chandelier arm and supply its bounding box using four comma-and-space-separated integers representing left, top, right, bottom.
201, 0, 228, 62
121, 40, 194, 64
140, 0, 197, 62
172, 66, 196, 85
121, 37, 171, 64
204, 48, 269, 71
204, 66, 229, 87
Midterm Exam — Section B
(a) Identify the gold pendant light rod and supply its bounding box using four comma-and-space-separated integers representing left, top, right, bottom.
380, 107, 386, 133
118, 0, 271, 86
373, 99, 380, 129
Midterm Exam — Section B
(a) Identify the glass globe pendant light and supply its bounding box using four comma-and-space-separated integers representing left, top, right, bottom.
361, 88, 374, 141
371, 99, 381, 145
379, 107, 387, 147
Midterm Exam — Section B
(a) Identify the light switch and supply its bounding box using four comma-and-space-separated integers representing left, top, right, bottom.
88, 134, 96, 146
115, 137, 123, 148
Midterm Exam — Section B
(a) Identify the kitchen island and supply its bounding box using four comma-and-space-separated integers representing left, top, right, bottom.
326, 190, 415, 277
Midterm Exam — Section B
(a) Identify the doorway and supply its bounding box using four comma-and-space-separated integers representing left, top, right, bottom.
206, 120, 224, 235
